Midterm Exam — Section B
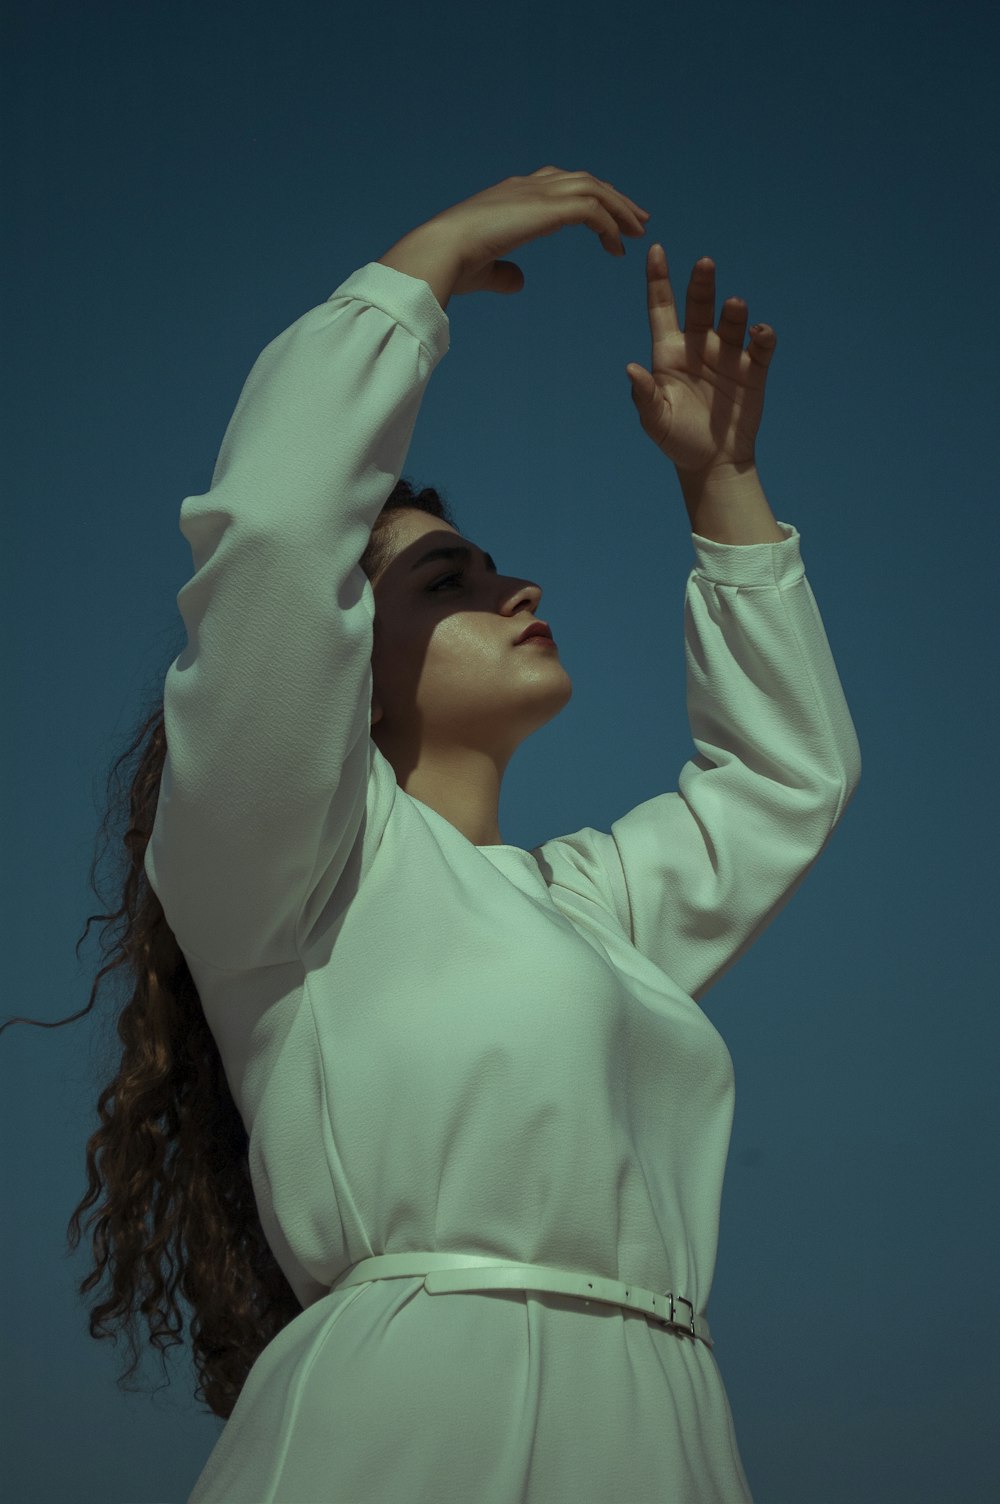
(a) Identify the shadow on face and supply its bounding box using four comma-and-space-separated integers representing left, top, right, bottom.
368, 511, 572, 782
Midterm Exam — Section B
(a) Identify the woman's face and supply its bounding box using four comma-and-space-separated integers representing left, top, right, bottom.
368, 509, 572, 770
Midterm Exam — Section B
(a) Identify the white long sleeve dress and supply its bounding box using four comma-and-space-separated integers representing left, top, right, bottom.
144, 260, 862, 1504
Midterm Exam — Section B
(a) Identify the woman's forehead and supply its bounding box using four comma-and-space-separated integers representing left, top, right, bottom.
376, 514, 472, 585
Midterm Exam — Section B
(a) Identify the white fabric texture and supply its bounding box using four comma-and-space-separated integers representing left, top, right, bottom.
144, 260, 862, 1503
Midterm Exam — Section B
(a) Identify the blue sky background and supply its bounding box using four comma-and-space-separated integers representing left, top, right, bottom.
3, 1, 998, 1500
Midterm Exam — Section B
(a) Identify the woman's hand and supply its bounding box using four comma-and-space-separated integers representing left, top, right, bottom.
448, 166, 652, 293
626, 244, 777, 477
424, 167, 651, 297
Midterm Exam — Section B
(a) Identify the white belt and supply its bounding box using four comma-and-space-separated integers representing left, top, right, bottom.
329, 1252, 713, 1348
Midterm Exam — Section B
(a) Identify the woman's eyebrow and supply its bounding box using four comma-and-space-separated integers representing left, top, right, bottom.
409, 544, 498, 574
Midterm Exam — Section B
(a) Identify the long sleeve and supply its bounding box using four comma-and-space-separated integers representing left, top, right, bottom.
144, 262, 450, 971
539, 521, 862, 1003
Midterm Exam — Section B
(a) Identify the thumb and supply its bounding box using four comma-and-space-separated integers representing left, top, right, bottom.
625, 362, 657, 399
626, 362, 671, 421
626, 363, 673, 452
487, 259, 525, 295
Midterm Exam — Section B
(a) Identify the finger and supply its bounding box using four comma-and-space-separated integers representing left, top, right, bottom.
717, 295, 748, 348
577, 192, 635, 256
747, 323, 778, 368
531, 166, 651, 226
588, 178, 648, 238
645, 242, 680, 337
684, 257, 716, 333
569, 174, 647, 244
597, 177, 652, 230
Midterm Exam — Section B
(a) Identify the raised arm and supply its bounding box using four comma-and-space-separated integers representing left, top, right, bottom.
144, 263, 449, 971
146, 167, 649, 971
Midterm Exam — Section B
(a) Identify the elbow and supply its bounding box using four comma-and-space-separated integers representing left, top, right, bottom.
826, 741, 862, 832
841, 729, 863, 804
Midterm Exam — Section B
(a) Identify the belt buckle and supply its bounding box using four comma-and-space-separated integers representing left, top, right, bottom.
665, 1291, 696, 1339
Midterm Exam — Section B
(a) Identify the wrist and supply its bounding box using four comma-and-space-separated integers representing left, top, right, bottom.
676, 460, 786, 545
377, 221, 464, 312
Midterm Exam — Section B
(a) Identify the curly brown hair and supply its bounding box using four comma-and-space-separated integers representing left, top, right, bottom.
0, 475, 457, 1423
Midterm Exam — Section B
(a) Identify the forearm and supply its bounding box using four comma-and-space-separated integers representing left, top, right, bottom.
377, 222, 464, 312
677, 460, 786, 545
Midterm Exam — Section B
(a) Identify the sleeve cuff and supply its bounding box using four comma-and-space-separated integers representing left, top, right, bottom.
691, 519, 804, 587
327, 260, 451, 365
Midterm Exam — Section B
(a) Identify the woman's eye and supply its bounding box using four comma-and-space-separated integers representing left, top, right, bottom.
429, 572, 463, 592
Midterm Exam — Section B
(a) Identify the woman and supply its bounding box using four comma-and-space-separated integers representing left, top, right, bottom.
9, 166, 861, 1501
